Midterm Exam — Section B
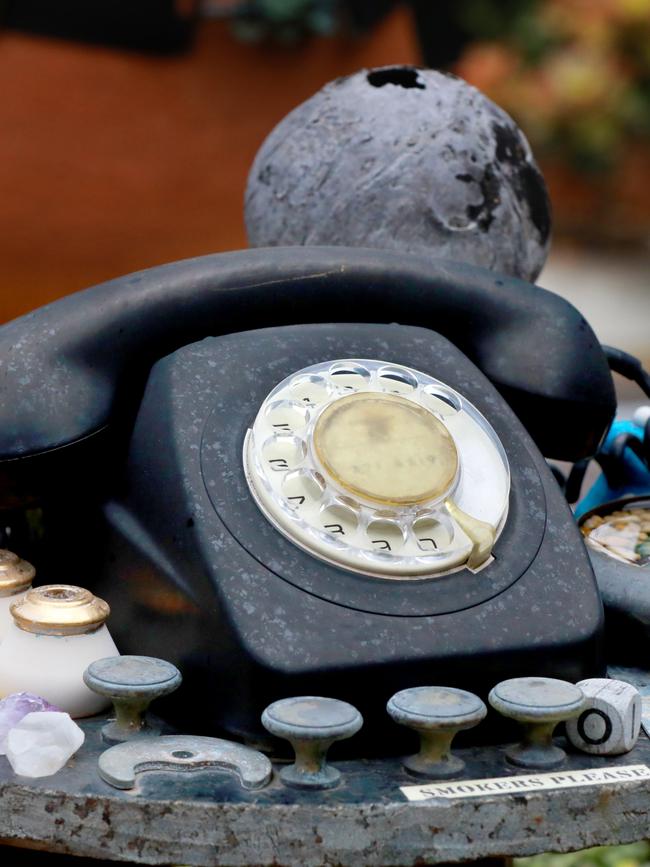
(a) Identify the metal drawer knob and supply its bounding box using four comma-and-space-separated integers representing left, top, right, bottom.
84, 655, 182, 743
387, 686, 487, 779
489, 676, 585, 769
261, 696, 362, 789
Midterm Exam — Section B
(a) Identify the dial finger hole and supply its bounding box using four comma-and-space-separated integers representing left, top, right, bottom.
329, 363, 370, 392
377, 365, 418, 395
262, 435, 307, 472
289, 374, 331, 406
319, 503, 359, 539
265, 399, 310, 433
421, 387, 461, 416
412, 515, 452, 551
281, 470, 326, 511
373, 509, 400, 520
367, 519, 405, 553
336, 494, 359, 511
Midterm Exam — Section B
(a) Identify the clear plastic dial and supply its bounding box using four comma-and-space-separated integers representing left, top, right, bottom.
243, 359, 510, 579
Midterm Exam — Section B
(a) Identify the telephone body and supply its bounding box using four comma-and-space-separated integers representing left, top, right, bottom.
0, 248, 615, 749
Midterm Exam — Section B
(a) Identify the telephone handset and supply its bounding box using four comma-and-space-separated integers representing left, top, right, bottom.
0, 247, 614, 494
0, 247, 615, 746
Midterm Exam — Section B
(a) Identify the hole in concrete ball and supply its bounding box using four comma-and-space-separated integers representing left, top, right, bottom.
367, 67, 425, 90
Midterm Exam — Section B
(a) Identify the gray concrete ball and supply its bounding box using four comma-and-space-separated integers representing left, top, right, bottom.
245, 66, 551, 282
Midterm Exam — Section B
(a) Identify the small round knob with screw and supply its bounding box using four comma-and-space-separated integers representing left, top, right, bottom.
261, 696, 362, 789
387, 687, 487, 779
489, 677, 585, 769
83, 655, 182, 743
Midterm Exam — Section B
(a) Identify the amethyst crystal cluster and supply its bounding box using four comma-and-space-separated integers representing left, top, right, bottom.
0, 692, 60, 754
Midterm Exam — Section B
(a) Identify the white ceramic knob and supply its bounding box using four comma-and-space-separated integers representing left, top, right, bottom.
0, 585, 118, 717
0, 550, 35, 641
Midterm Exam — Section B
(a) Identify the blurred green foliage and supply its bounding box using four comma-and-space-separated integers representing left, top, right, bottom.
517, 842, 650, 867
456, 0, 650, 173
230, 0, 336, 43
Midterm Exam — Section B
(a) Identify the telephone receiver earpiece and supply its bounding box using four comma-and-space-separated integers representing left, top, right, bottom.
0, 247, 615, 506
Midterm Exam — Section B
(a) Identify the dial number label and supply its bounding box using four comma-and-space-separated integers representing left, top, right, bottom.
262, 436, 307, 472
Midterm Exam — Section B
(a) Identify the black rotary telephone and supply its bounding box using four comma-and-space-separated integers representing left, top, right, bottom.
0, 247, 615, 747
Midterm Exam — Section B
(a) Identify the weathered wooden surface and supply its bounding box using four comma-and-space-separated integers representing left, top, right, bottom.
1, 714, 650, 866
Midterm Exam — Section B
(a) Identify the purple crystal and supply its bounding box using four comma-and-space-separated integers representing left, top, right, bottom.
0, 692, 60, 754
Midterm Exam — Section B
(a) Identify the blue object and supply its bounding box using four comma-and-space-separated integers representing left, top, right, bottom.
576, 417, 650, 519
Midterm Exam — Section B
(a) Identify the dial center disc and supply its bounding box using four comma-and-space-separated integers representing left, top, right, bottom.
313, 392, 458, 506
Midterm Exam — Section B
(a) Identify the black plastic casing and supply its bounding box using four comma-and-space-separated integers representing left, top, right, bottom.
92, 323, 604, 751
0, 247, 616, 512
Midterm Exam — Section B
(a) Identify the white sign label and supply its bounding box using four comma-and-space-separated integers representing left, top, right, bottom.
400, 764, 650, 802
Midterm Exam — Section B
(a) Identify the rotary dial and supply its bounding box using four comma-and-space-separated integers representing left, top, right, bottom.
243, 359, 510, 579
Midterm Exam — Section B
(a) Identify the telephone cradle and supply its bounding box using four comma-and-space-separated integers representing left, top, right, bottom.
0, 247, 616, 752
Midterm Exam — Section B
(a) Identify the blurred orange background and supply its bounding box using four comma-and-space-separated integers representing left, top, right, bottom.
0, 10, 417, 322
